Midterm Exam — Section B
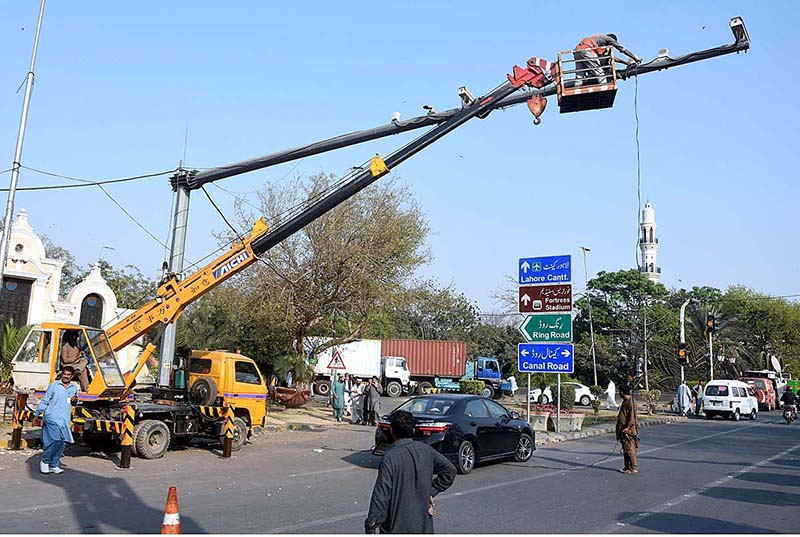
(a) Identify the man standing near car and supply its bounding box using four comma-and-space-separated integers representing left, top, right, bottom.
616, 385, 639, 475
694, 381, 705, 417
365, 410, 456, 533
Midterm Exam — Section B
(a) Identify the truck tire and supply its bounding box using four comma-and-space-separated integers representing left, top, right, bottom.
315, 380, 331, 397
417, 381, 433, 395
191, 377, 218, 406
481, 384, 495, 399
134, 419, 171, 459
221, 417, 248, 451
386, 381, 402, 398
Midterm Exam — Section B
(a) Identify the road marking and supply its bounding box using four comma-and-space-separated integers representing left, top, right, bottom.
270, 423, 760, 533
600, 441, 800, 533
288, 467, 363, 478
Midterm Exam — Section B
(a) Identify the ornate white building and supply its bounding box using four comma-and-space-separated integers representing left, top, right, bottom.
0, 209, 145, 373
639, 201, 661, 283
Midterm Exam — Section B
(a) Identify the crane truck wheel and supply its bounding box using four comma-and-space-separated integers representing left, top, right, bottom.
134, 419, 171, 459
386, 381, 402, 398
481, 384, 495, 399
315, 380, 331, 397
222, 417, 248, 451
190, 377, 218, 406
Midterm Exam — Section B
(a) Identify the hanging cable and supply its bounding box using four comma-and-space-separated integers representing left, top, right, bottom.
95, 184, 168, 248
3, 165, 176, 191
201, 186, 244, 241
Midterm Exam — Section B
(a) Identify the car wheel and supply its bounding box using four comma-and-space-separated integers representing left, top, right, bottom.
456, 440, 476, 474
541, 395, 550, 405
733, 409, 740, 421
223, 417, 248, 451
705, 412, 713, 420
580, 395, 591, 406
750, 408, 757, 421
514, 433, 534, 462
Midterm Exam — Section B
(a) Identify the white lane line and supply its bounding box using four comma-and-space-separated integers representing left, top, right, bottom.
600, 441, 800, 534
288, 467, 363, 478
270, 424, 759, 533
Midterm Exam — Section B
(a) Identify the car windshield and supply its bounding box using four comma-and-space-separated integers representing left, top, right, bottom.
398, 397, 456, 416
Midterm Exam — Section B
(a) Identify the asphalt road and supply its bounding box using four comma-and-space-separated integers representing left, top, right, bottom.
0, 412, 798, 533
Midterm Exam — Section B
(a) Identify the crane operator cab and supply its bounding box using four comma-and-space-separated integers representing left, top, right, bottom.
555, 47, 619, 113
11, 323, 127, 399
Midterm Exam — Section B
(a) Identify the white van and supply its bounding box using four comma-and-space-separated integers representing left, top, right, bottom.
704, 379, 758, 421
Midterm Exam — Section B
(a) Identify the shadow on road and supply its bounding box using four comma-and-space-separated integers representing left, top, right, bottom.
616, 512, 778, 534
26, 455, 204, 533
735, 471, 799, 488
769, 457, 800, 468
341, 450, 381, 469
700, 485, 800, 506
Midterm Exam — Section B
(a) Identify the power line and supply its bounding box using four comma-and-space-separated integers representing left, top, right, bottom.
1, 165, 176, 191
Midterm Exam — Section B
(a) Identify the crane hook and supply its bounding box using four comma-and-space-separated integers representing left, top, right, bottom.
526, 96, 547, 126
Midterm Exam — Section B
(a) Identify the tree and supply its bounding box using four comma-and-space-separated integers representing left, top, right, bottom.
96, 260, 157, 309
41, 235, 82, 296
220, 172, 430, 383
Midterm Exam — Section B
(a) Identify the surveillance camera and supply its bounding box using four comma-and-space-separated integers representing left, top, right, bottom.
390, 112, 401, 123
422, 104, 435, 115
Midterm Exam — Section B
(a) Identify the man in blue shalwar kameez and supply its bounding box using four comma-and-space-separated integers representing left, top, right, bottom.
36, 365, 78, 474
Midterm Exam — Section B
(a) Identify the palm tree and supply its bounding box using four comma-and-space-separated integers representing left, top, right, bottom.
0, 319, 30, 381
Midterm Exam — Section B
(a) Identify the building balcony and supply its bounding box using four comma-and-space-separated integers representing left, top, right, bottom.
640, 266, 662, 274
639, 238, 659, 245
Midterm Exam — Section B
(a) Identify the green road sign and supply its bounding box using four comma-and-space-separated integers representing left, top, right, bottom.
518, 313, 573, 343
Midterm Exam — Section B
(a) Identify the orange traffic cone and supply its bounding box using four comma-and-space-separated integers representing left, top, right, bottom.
161, 486, 182, 534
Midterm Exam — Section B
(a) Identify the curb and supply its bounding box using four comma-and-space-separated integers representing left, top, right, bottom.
534, 415, 687, 446
0, 437, 41, 449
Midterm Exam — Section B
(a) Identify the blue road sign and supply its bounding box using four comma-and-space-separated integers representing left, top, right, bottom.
519, 255, 571, 285
518, 343, 574, 374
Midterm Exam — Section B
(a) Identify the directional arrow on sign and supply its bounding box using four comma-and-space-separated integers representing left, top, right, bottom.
517, 313, 572, 343
521, 260, 530, 273
560, 348, 572, 358
521, 294, 531, 306
521, 349, 529, 357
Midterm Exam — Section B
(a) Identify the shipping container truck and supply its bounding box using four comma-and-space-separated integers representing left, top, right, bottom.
381, 339, 506, 398
309, 338, 411, 397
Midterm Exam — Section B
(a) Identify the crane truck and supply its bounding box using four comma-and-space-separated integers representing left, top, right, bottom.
10, 17, 750, 458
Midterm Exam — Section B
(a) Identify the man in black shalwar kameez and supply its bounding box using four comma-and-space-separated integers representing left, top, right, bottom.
365, 410, 456, 533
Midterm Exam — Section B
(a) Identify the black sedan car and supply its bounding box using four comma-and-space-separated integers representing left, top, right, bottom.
372, 394, 534, 474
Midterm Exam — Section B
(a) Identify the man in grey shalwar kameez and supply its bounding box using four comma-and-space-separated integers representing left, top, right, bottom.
365, 410, 456, 533
36, 365, 79, 474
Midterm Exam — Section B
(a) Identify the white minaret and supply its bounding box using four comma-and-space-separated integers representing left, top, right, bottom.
639, 200, 660, 283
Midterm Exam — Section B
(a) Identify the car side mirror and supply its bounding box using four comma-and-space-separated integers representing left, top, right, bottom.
511, 411, 520, 420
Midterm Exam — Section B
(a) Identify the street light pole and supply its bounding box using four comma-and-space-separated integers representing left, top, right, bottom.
0, 0, 46, 287
580, 246, 597, 386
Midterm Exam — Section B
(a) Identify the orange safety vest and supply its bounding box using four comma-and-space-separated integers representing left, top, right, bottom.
577, 35, 609, 55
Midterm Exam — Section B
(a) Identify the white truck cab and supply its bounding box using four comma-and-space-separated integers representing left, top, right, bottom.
704, 379, 758, 421
380, 356, 412, 397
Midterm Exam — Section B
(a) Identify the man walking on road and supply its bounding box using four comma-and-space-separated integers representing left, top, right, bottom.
365, 410, 456, 533
36, 365, 79, 474
677, 381, 692, 417
694, 381, 704, 417
605, 380, 618, 410
616, 385, 639, 475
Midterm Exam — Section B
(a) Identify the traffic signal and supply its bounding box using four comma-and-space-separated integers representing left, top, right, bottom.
678, 342, 688, 365
706, 314, 716, 333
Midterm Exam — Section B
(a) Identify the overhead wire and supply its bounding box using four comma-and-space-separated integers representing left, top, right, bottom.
6, 165, 175, 191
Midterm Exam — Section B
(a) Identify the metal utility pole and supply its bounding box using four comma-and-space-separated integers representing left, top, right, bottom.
0, 0, 46, 287
580, 246, 597, 386
679, 298, 691, 384
709, 331, 714, 381
158, 168, 191, 387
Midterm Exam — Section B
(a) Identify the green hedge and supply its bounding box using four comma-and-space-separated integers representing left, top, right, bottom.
557, 383, 576, 410
459, 380, 485, 395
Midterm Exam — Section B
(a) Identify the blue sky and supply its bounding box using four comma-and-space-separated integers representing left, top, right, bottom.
0, 2, 797, 312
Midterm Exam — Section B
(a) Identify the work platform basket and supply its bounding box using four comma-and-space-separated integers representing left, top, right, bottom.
556, 48, 618, 113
